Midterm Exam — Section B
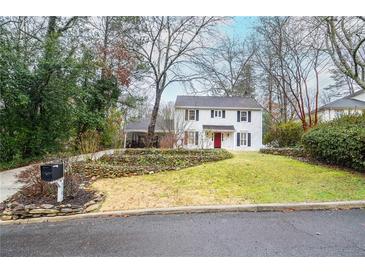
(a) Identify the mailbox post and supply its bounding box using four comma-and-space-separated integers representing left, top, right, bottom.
40, 163, 64, 202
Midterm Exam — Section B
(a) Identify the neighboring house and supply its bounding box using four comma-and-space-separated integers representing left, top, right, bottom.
174, 96, 263, 150
124, 95, 263, 150
124, 119, 174, 148
318, 90, 365, 121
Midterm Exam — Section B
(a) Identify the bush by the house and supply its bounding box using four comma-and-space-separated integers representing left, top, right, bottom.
301, 114, 365, 172
260, 147, 305, 158
72, 149, 233, 179
264, 121, 304, 148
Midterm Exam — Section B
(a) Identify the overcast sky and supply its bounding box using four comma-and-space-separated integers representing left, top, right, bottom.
161, 16, 258, 103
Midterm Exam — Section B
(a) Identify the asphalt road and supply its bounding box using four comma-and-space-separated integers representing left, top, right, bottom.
1, 210, 365, 256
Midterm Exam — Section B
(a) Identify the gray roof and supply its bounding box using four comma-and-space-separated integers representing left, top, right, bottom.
125, 119, 174, 133
319, 90, 365, 110
175, 95, 262, 109
202, 125, 235, 131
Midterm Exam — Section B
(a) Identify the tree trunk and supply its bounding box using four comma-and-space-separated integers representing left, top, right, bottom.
146, 90, 163, 147
314, 66, 320, 126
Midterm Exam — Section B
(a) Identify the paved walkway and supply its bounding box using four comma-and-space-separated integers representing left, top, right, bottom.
0, 149, 123, 202
1, 210, 364, 256
0, 166, 30, 202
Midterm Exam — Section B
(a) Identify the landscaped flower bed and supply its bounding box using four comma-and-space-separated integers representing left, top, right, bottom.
0, 163, 105, 221
0, 149, 232, 220
72, 149, 233, 179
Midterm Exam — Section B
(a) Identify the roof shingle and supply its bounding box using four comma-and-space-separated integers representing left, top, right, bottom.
175, 95, 262, 109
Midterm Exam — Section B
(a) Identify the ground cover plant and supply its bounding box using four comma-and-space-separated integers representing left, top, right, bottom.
72, 149, 233, 179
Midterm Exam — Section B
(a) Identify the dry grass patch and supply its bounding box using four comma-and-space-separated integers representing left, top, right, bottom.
92, 152, 365, 211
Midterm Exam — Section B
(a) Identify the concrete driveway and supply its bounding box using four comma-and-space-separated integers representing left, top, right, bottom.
1, 210, 364, 256
0, 165, 30, 202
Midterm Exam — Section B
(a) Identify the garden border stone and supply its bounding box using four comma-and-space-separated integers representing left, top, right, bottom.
1, 200, 364, 225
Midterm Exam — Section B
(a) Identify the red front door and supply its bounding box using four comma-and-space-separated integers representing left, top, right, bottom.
214, 132, 221, 148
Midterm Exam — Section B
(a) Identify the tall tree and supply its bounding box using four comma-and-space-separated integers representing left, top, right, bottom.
323, 16, 365, 89
255, 17, 329, 130
125, 16, 222, 146
193, 36, 256, 96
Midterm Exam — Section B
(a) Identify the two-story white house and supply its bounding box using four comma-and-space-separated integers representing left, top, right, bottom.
124, 95, 263, 150
174, 96, 263, 150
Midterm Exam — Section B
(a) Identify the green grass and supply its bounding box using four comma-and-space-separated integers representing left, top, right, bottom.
93, 152, 365, 211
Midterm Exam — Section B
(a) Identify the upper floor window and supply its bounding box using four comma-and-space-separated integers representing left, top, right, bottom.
189, 110, 196, 120
237, 110, 251, 122
211, 109, 225, 118
185, 109, 199, 121
241, 111, 247, 122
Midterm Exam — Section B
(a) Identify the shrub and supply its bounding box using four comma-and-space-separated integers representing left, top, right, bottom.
101, 108, 123, 149
301, 114, 365, 171
264, 121, 304, 147
159, 134, 177, 149
78, 130, 100, 154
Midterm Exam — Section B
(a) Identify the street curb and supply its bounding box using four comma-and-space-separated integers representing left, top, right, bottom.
1, 200, 365, 225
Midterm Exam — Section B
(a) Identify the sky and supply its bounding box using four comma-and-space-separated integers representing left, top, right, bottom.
161, 16, 258, 104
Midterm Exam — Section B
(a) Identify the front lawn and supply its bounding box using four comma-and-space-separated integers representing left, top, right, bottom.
92, 152, 365, 211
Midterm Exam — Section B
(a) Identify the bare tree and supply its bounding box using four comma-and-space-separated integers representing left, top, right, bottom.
255, 17, 329, 130
193, 36, 256, 96
157, 101, 190, 148
323, 16, 365, 89
125, 16, 223, 146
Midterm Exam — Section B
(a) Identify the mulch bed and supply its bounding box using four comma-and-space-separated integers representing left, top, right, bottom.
0, 164, 96, 209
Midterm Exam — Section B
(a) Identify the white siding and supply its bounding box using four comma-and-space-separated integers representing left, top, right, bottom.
353, 92, 365, 101
175, 108, 263, 151
319, 108, 364, 121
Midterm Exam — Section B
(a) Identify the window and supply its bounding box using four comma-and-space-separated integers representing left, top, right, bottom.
241, 111, 247, 122
187, 131, 198, 145
240, 132, 247, 146
188, 110, 196, 120
188, 132, 194, 144
211, 109, 225, 118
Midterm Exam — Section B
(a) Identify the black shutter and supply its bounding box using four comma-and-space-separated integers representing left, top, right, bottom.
185, 109, 188, 121
195, 131, 199, 145
248, 133, 251, 147
211, 110, 214, 118
196, 109, 199, 121
222, 110, 225, 118
237, 132, 240, 146
237, 111, 240, 122
248, 111, 251, 122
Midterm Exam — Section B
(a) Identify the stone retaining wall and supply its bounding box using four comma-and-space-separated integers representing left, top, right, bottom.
0, 193, 104, 221
260, 147, 306, 157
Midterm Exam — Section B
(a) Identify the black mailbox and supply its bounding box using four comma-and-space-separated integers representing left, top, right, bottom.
41, 163, 64, 181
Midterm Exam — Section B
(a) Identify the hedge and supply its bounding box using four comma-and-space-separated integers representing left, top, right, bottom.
301, 114, 365, 172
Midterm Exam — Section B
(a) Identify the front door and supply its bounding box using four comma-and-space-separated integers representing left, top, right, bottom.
214, 132, 221, 148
